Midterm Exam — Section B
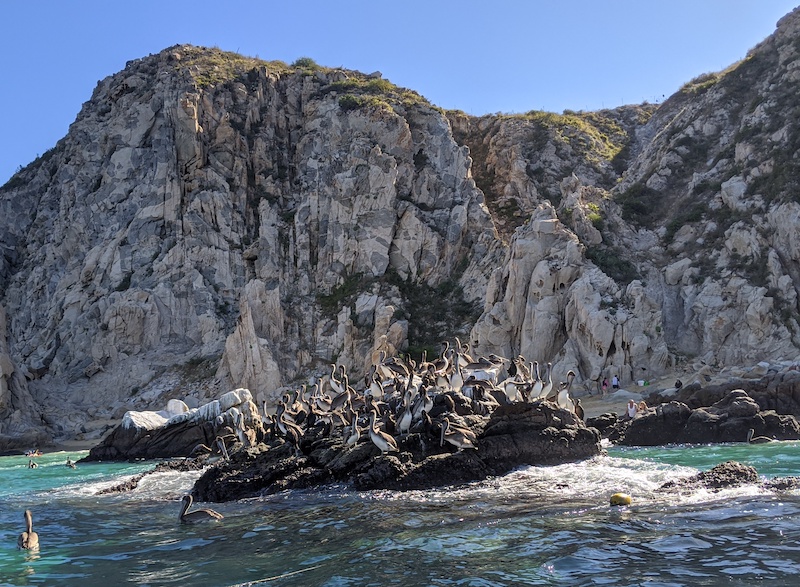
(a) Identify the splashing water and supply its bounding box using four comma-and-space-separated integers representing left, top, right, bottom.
1, 443, 799, 586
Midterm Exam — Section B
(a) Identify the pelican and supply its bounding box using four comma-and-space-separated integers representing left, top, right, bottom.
573, 398, 585, 421
235, 412, 256, 448
17, 510, 39, 550
449, 359, 465, 392
345, 417, 361, 447
368, 410, 398, 454
397, 403, 413, 436
556, 371, 576, 412
440, 418, 477, 451
411, 387, 433, 421
538, 363, 553, 400
499, 376, 520, 403
216, 436, 231, 460
529, 361, 543, 401
454, 337, 475, 368
746, 428, 774, 444
179, 495, 224, 523
329, 364, 345, 395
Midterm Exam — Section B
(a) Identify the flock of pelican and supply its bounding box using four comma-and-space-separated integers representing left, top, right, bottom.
257, 339, 581, 458
16, 342, 784, 540
18, 340, 583, 539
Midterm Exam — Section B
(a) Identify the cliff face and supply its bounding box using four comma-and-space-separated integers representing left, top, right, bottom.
2, 8, 800, 446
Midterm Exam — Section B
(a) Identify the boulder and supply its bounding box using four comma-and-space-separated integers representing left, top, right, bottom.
659, 460, 800, 494
82, 390, 265, 461
614, 390, 800, 446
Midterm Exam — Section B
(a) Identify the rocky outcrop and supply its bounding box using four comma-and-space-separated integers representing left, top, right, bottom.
594, 389, 800, 446
193, 401, 601, 501
0, 48, 501, 446
83, 389, 263, 460
659, 461, 800, 493
2, 6, 800, 448
645, 361, 800, 416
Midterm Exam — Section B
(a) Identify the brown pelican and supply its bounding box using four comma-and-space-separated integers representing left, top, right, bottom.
454, 337, 475, 368
329, 364, 345, 395
449, 358, 465, 392
556, 371, 576, 412
538, 363, 554, 400
573, 398, 585, 421
529, 361, 543, 401
235, 412, 257, 448
397, 402, 413, 436
216, 436, 231, 460
345, 417, 361, 447
368, 410, 398, 454
439, 418, 477, 451
746, 428, 774, 444
17, 510, 39, 550
411, 387, 433, 421
179, 495, 224, 523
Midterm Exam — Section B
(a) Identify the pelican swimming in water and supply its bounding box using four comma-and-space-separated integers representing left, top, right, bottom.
17, 510, 39, 550
179, 495, 224, 524
746, 428, 775, 444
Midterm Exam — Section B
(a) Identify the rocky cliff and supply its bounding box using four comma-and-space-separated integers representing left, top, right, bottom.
2, 7, 800, 448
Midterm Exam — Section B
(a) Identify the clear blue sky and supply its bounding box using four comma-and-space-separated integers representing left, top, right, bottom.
1, 0, 797, 185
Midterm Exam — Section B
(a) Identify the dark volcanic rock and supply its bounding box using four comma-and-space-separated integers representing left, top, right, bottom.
585, 412, 620, 440
193, 402, 602, 502
660, 460, 800, 494
616, 390, 800, 446
83, 418, 223, 461
659, 461, 759, 491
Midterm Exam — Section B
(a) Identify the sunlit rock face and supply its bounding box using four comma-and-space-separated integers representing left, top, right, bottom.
3, 7, 800, 446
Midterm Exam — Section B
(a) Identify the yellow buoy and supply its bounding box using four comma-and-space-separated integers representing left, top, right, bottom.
610, 492, 632, 506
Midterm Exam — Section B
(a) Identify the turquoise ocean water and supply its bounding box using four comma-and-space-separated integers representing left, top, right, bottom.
1, 442, 799, 586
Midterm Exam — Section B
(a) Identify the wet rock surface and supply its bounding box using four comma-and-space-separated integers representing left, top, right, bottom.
193, 402, 601, 502
588, 389, 800, 446
659, 460, 800, 493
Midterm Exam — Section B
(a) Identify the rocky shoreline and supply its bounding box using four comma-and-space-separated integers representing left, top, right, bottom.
77, 353, 800, 503
80, 346, 612, 499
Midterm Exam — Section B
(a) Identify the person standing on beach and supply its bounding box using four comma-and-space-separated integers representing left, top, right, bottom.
601, 377, 609, 398
612, 375, 620, 390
